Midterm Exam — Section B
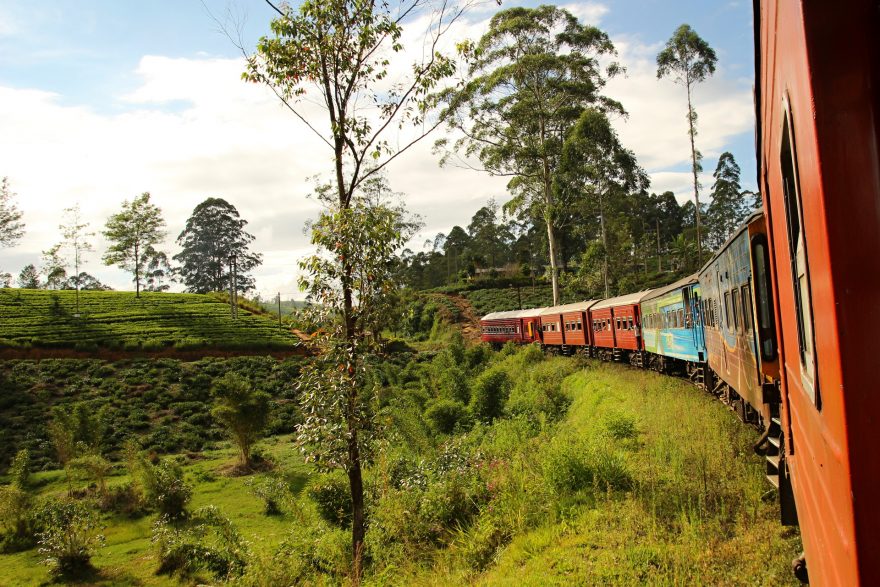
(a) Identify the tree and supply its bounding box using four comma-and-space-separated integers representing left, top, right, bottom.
246, 0, 462, 576
41, 245, 67, 290
17, 264, 40, 289
173, 198, 261, 294
706, 152, 755, 248
211, 373, 271, 471
65, 273, 111, 291
657, 24, 717, 264
560, 109, 648, 297
295, 184, 416, 579
102, 193, 167, 297
0, 177, 24, 248
59, 204, 94, 314
437, 6, 623, 305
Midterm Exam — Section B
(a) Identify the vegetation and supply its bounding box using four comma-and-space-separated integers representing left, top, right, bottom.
174, 198, 262, 294
657, 24, 718, 263
438, 6, 623, 305
0, 356, 305, 473
211, 373, 272, 470
102, 192, 168, 297
0, 289, 301, 352
0, 176, 25, 248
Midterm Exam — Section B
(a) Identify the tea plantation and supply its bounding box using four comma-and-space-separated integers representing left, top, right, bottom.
0, 289, 300, 352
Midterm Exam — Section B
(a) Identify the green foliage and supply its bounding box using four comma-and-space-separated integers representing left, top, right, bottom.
0, 176, 25, 248
9, 448, 30, 490
424, 398, 470, 435
307, 471, 353, 529
245, 474, 292, 516
470, 367, 511, 422
211, 372, 272, 469
138, 458, 192, 519
506, 356, 575, 422
17, 264, 40, 289
36, 499, 104, 578
541, 434, 632, 495
602, 410, 639, 441
153, 505, 249, 579
0, 289, 301, 351
102, 192, 168, 297
173, 198, 262, 294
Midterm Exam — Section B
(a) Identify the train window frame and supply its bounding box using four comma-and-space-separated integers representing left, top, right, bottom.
741, 286, 753, 333
732, 293, 741, 333
781, 96, 820, 407
724, 291, 731, 329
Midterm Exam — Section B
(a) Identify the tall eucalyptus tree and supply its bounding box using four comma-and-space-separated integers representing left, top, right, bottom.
437, 6, 623, 305
657, 24, 717, 263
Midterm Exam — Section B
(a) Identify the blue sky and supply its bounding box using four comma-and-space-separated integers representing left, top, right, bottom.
0, 0, 757, 296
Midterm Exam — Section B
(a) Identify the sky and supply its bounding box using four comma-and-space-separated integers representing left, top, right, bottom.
0, 0, 757, 300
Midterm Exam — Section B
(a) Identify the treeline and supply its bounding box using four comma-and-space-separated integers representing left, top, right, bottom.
0, 183, 262, 297
402, 151, 758, 298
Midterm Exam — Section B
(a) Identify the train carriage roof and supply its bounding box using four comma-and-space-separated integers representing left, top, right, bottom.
481, 307, 544, 321
590, 290, 654, 311
640, 273, 699, 303
537, 300, 599, 316
697, 209, 763, 276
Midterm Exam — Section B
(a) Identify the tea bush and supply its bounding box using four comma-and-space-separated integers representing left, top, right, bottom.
36, 499, 104, 578
307, 471, 352, 528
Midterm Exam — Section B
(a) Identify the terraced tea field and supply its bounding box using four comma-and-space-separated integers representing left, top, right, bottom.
0, 289, 300, 352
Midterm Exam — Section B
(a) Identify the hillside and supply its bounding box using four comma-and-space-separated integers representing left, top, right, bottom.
0, 289, 302, 354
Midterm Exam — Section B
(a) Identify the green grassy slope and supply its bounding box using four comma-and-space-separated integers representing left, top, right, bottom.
0, 435, 311, 587
426, 363, 802, 585
0, 289, 301, 352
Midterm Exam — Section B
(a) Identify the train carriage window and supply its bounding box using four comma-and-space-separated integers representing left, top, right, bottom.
724, 292, 731, 329
741, 286, 753, 333
781, 102, 819, 406
732, 293, 741, 332
677, 309, 684, 329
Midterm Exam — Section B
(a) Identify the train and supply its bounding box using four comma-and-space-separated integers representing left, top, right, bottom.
481, 1, 879, 584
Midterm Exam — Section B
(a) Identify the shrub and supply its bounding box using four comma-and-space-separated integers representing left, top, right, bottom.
438, 366, 470, 404
470, 368, 512, 422
603, 411, 639, 441
307, 472, 351, 528
9, 448, 30, 489
246, 475, 291, 516
36, 499, 104, 578
211, 373, 271, 470
153, 506, 248, 579
140, 459, 192, 519
0, 486, 36, 553
424, 399, 470, 435
541, 436, 631, 496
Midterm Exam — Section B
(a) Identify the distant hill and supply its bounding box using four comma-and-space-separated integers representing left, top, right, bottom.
0, 289, 302, 354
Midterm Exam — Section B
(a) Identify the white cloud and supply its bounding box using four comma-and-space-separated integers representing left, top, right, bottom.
0, 2, 754, 298
605, 34, 754, 202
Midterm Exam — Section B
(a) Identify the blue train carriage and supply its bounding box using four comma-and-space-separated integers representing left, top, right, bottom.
697, 210, 771, 426
639, 273, 707, 384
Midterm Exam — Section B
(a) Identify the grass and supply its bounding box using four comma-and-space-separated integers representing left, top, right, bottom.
0, 289, 301, 352
0, 435, 311, 587
395, 360, 802, 585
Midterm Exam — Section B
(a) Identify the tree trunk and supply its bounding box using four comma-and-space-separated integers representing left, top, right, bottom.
545, 216, 561, 306
685, 78, 703, 265
599, 189, 609, 298
134, 242, 141, 298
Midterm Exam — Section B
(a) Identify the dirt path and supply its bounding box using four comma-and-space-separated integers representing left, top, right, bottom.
446, 293, 481, 343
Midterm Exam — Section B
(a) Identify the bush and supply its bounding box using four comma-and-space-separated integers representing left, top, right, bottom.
153, 506, 248, 579
603, 411, 639, 441
36, 499, 104, 578
424, 399, 470, 435
0, 486, 36, 553
541, 436, 631, 496
470, 368, 511, 422
246, 475, 291, 516
307, 472, 351, 528
140, 459, 192, 519
438, 367, 470, 404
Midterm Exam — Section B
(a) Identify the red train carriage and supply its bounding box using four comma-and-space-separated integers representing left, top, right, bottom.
479, 309, 542, 346
589, 292, 652, 360
538, 306, 565, 346
537, 301, 598, 349
755, 0, 880, 583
